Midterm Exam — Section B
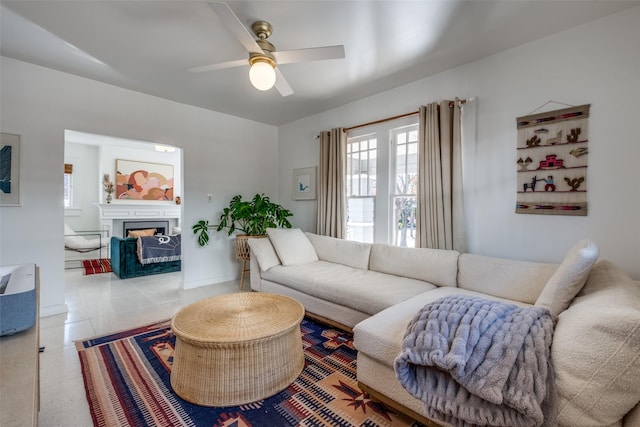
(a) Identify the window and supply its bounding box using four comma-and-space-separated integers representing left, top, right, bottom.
346, 118, 418, 247
346, 135, 377, 243
64, 163, 73, 208
391, 125, 418, 247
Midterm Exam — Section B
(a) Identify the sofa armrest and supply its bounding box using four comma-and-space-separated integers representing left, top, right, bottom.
553, 260, 640, 426
109, 237, 127, 277
624, 401, 640, 427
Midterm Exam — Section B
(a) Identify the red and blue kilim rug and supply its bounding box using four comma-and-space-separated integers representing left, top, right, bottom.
76, 318, 422, 427
81, 258, 112, 275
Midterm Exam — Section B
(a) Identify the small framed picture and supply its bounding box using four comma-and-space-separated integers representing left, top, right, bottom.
0, 133, 21, 206
293, 167, 317, 200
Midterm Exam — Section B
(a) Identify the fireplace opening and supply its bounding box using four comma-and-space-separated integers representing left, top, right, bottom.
123, 220, 170, 237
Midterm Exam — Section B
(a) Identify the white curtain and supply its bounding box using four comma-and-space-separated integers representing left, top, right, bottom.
416, 99, 466, 251
316, 128, 346, 238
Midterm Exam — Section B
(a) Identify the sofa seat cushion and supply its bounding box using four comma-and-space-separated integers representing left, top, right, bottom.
353, 287, 531, 369
457, 253, 558, 304
553, 260, 640, 426
369, 244, 459, 287
262, 261, 436, 315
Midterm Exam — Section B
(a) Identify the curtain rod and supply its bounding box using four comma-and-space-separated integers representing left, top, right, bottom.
342, 99, 467, 133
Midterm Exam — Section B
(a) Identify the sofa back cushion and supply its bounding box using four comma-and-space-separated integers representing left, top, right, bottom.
457, 254, 558, 304
553, 260, 640, 426
369, 244, 459, 287
247, 237, 281, 271
266, 228, 319, 266
305, 233, 371, 270
128, 228, 157, 237
535, 239, 599, 317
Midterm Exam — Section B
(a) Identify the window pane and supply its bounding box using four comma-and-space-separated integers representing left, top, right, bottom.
392, 196, 416, 247
63, 173, 72, 208
396, 143, 407, 174
347, 135, 378, 199
346, 197, 374, 243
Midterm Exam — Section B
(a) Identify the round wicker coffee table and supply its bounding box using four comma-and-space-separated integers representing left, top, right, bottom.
170, 292, 305, 407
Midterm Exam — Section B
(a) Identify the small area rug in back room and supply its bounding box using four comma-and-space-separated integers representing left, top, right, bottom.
81, 258, 112, 275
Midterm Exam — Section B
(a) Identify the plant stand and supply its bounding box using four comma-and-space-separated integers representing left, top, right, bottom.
235, 235, 267, 290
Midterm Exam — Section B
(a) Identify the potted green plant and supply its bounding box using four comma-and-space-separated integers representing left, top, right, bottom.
192, 193, 293, 247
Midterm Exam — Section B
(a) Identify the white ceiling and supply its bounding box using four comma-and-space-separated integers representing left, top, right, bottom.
2, 1, 638, 126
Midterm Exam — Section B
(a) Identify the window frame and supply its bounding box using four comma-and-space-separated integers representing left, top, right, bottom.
345, 115, 418, 246
389, 123, 419, 247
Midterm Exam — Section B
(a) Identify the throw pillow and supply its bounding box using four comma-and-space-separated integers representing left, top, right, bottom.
266, 228, 318, 266
534, 239, 599, 317
247, 237, 281, 271
553, 260, 640, 425
64, 224, 105, 251
128, 228, 157, 238
64, 223, 85, 249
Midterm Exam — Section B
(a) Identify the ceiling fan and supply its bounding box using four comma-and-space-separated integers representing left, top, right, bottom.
190, 2, 345, 96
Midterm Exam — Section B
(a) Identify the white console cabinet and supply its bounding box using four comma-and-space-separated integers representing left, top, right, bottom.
0, 265, 40, 426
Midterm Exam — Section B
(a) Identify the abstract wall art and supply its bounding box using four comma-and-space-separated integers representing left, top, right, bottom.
0, 133, 21, 206
116, 159, 174, 201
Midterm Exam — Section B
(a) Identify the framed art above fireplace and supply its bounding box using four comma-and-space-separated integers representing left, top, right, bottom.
116, 159, 174, 201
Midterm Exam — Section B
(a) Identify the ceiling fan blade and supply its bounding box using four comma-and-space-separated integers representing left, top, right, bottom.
273, 45, 345, 65
208, 2, 263, 54
274, 68, 294, 97
189, 59, 247, 73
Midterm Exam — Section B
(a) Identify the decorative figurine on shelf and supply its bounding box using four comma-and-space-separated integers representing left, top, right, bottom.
103, 174, 115, 204
175, 196, 181, 205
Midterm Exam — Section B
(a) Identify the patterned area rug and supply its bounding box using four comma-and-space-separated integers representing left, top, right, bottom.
76, 318, 421, 427
82, 258, 112, 275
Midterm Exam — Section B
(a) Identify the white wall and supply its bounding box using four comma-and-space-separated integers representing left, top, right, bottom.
0, 57, 279, 316
64, 142, 100, 231
279, 6, 640, 279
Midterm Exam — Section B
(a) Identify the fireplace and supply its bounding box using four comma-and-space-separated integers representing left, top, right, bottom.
97, 203, 181, 238
123, 220, 169, 237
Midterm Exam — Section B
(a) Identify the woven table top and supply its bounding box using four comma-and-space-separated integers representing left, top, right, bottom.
171, 292, 304, 344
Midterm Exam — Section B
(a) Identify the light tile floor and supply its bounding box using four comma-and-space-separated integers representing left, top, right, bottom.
38, 269, 243, 427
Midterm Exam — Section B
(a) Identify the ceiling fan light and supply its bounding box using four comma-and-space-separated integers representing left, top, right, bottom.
249, 60, 276, 91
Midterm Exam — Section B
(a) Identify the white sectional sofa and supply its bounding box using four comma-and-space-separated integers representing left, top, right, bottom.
248, 229, 640, 427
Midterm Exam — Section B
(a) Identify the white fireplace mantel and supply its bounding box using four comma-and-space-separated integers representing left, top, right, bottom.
97, 203, 181, 237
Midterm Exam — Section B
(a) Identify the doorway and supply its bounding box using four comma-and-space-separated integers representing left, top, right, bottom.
63, 130, 183, 274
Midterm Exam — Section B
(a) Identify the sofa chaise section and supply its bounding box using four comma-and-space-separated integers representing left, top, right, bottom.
248, 230, 640, 426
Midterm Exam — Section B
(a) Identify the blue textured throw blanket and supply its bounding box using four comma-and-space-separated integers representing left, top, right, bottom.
137, 234, 182, 264
395, 295, 556, 427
